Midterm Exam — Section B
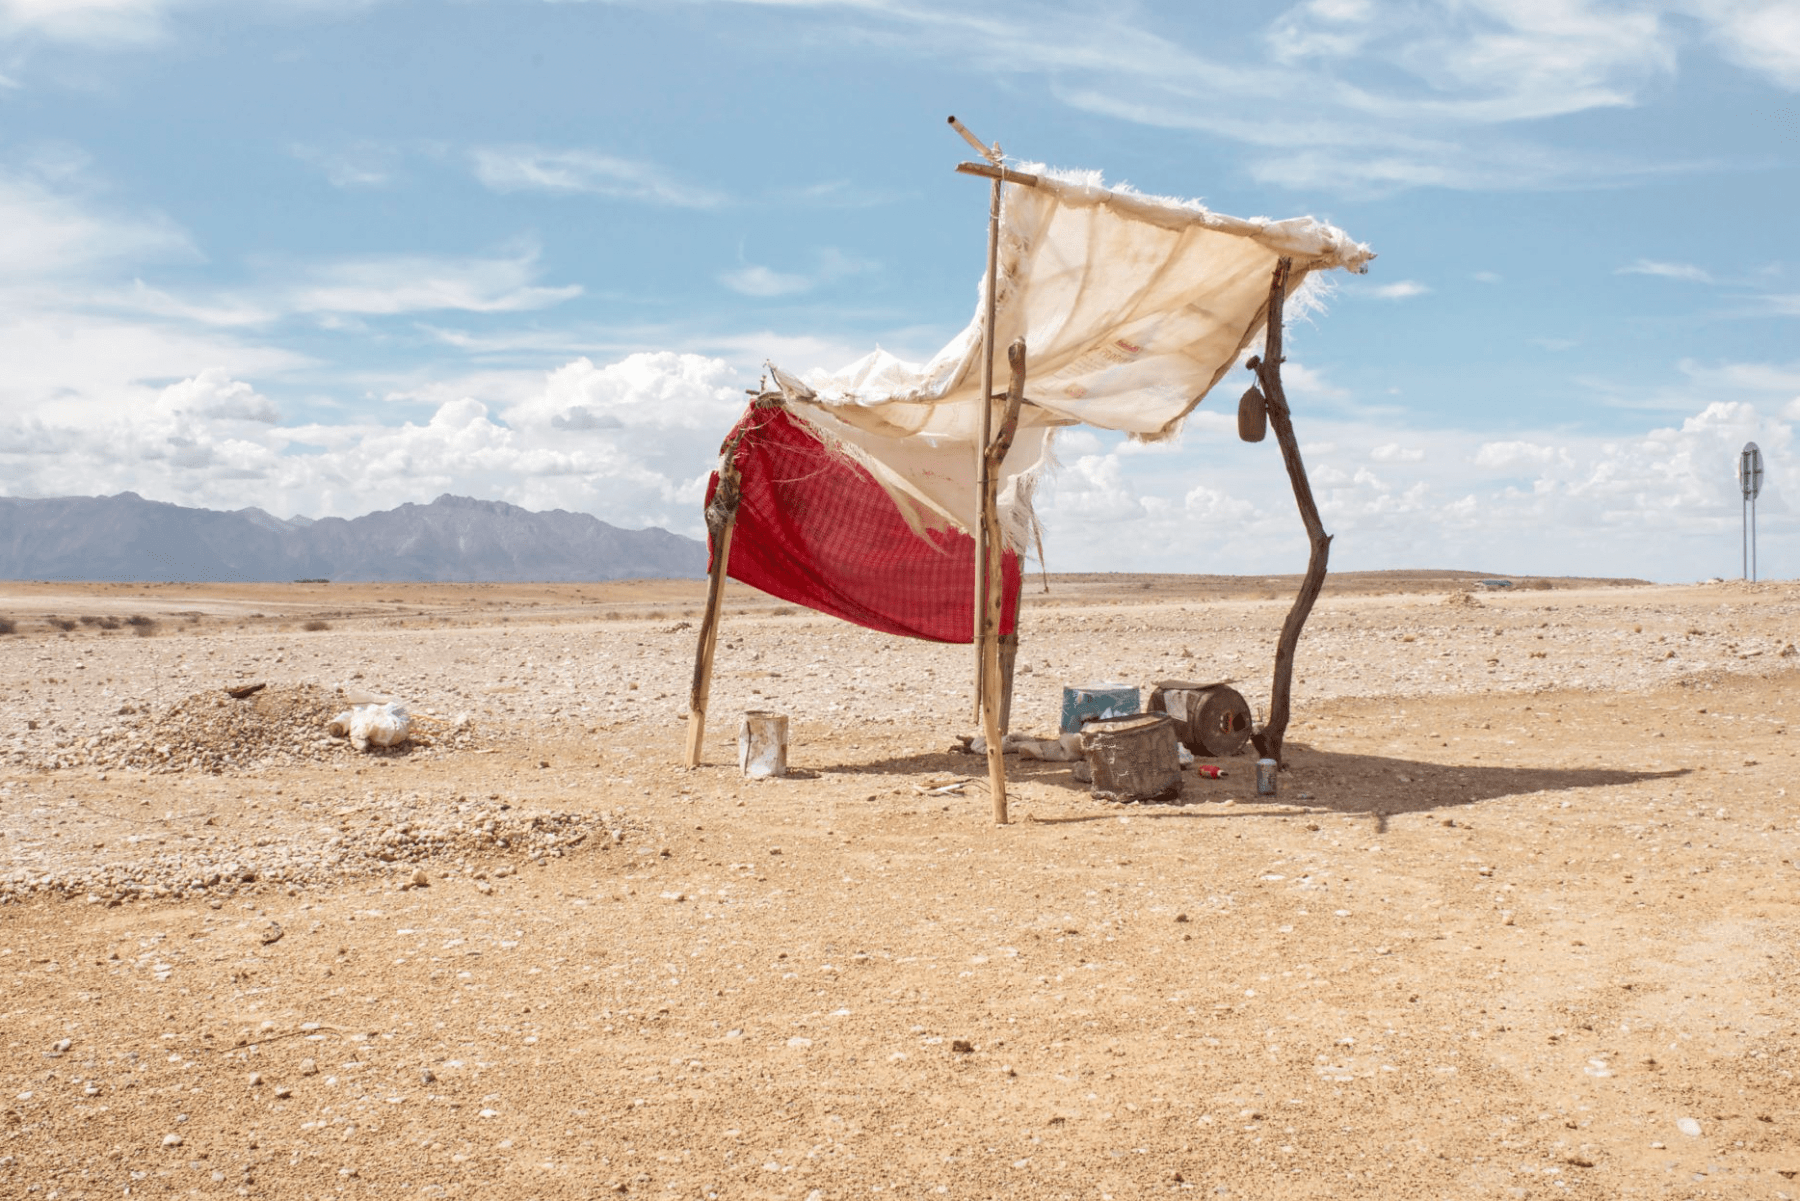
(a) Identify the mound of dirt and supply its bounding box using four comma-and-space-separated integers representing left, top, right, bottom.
12, 677, 484, 775
106, 683, 356, 775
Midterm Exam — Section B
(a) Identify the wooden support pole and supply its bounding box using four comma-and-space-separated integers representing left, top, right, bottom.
982, 339, 1028, 824
948, 121, 1027, 823
1248, 258, 1333, 768
997, 582, 1022, 734
684, 468, 742, 768
972, 170, 1002, 726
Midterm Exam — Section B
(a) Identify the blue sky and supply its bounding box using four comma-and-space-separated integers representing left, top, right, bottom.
1, 0, 1796, 580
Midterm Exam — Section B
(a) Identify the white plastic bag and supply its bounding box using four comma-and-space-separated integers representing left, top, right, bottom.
328, 702, 411, 751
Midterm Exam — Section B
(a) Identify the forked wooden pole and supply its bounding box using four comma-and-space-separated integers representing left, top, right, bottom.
982, 339, 1028, 824
1248, 258, 1333, 768
684, 467, 742, 768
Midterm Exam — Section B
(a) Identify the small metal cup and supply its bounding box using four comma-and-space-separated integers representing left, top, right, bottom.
1255, 757, 1278, 797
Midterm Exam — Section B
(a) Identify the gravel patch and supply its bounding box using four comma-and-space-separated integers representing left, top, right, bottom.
0, 786, 650, 905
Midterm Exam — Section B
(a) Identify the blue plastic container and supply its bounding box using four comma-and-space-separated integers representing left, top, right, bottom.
1059, 684, 1141, 734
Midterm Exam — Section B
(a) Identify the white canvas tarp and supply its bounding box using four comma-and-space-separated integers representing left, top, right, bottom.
766, 165, 1373, 551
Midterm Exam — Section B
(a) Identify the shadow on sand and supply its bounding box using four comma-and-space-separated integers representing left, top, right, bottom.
830, 743, 1689, 829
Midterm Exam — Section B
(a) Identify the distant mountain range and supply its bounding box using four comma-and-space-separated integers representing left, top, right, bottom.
0, 493, 706, 582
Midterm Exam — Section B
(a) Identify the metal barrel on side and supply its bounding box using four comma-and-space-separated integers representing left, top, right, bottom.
1146, 680, 1254, 758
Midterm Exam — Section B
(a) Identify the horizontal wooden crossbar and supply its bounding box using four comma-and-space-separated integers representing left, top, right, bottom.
955, 161, 1042, 187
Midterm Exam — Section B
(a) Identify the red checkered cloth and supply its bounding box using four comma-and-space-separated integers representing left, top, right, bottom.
706, 403, 1020, 643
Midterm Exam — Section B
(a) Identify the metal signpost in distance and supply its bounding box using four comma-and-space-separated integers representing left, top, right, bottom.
1739, 441, 1763, 582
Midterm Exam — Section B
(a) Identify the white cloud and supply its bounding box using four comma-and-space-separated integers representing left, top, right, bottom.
1473, 440, 1574, 469
290, 142, 397, 189
7, 1, 1787, 204
703, 328, 923, 379
719, 265, 813, 298
779, 178, 910, 208
1365, 279, 1431, 299
470, 145, 724, 209
0, 1, 404, 51
155, 368, 280, 423
1270, 0, 1675, 120
1281, 362, 1350, 400
0, 352, 754, 534
1690, 0, 1800, 89
1370, 442, 1425, 461
114, 279, 276, 328
1618, 258, 1715, 282
677, 0, 1696, 192
0, 309, 307, 427
1039, 452, 1157, 526
0, 0, 172, 44
1183, 482, 1259, 524
1241, 137, 1703, 194
285, 246, 582, 315
718, 247, 875, 298
0, 170, 191, 280
1030, 379, 1795, 580
2, 345, 1795, 581
631, 0, 1787, 195
1678, 357, 1800, 392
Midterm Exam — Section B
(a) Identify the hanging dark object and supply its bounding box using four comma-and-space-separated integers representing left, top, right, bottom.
1237, 384, 1267, 442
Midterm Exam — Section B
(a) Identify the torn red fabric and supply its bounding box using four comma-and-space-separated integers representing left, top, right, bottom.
706, 403, 1019, 644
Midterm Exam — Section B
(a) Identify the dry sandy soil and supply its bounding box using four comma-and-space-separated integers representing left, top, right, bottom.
1, 573, 1797, 1200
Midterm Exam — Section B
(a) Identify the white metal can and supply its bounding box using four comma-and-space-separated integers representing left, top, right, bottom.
1255, 757, 1278, 796
738, 711, 788, 779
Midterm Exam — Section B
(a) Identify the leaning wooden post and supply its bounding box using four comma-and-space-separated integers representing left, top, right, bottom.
1249, 258, 1333, 767
684, 456, 743, 768
982, 339, 1028, 824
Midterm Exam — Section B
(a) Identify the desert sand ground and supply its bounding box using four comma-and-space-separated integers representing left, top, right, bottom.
0, 572, 1796, 1200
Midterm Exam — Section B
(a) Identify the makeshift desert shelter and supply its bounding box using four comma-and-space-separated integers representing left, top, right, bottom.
685, 119, 1375, 822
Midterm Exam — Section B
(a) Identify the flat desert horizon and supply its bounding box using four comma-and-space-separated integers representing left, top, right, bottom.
1, 570, 1796, 1199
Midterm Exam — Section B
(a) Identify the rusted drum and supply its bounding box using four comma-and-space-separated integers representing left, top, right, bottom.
1147, 681, 1254, 757
1080, 713, 1182, 802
